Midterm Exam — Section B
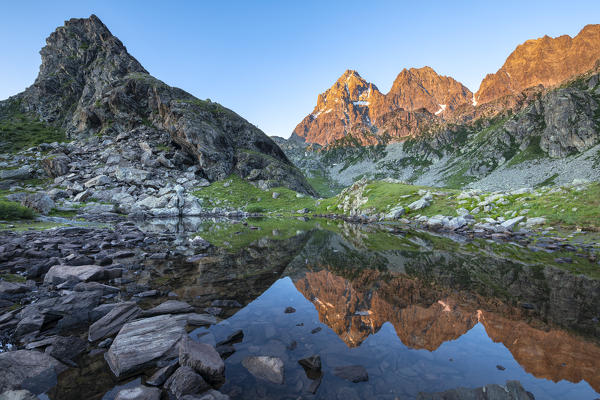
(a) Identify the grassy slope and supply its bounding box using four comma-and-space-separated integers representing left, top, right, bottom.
0, 107, 67, 153
192, 176, 600, 232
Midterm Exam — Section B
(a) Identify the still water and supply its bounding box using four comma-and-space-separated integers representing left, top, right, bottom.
53, 218, 600, 399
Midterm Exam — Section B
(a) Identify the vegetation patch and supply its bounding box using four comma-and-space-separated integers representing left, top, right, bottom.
193, 175, 316, 214
0, 199, 35, 220
0, 106, 67, 153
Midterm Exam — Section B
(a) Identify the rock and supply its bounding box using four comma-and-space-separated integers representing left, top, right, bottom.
186, 313, 217, 326
42, 155, 70, 178
500, 216, 526, 231
242, 356, 284, 384
84, 175, 110, 188
73, 189, 93, 202
45, 336, 86, 366
0, 350, 66, 394
43, 264, 105, 285
114, 385, 161, 400
181, 390, 230, 400
88, 302, 141, 342
20, 193, 54, 215
146, 360, 179, 386
0, 390, 38, 400
165, 366, 210, 399
115, 167, 150, 185
385, 206, 405, 219
298, 355, 321, 373
105, 314, 188, 377
333, 365, 368, 383
134, 290, 158, 298
417, 380, 534, 400
189, 236, 211, 250
408, 196, 431, 211
142, 300, 194, 317
525, 217, 546, 227
272, 192, 280, 199
284, 307, 296, 314
216, 330, 243, 346
179, 337, 225, 384
0, 166, 34, 180
296, 208, 309, 214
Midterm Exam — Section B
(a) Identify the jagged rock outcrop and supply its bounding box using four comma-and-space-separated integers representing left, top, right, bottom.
386, 66, 473, 114
291, 68, 469, 146
1, 15, 315, 195
475, 24, 600, 104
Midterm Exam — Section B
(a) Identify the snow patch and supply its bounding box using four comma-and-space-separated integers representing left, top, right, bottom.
434, 104, 446, 115
472, 94, 478, 107
353, 101, 369, 106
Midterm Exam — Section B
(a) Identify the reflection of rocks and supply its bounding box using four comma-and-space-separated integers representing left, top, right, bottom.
481, 311, 600, 393
293, 267, 600, 392
294, 269, 476, 350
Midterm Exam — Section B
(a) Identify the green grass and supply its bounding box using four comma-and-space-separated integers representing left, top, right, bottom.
0, 273, 26, 283
506, 136, 546, 167
0, 107, 67, 153
305, 169, 343, 198
0, 199, 35, 220
0, 220, 67, 231
193, 175, 316, 214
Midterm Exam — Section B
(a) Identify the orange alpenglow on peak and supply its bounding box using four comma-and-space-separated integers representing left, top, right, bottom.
291, 66, 471, 145
474, 24, 600, 104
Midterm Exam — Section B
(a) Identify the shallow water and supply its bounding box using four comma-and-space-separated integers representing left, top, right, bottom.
47, 218, 600, 399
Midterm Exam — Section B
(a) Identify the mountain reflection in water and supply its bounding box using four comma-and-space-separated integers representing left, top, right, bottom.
181, 220, 600, 400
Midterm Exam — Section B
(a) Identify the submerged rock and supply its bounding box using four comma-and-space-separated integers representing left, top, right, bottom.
417, 380, 534, 400
114, 385, 161, 400
242, 356, 284, 384
333, 365, 368, 383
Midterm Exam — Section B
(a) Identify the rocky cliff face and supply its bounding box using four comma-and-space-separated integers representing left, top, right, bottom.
291, 67, 469, 146
2, 15, 315, 195
475, 24, 600, 105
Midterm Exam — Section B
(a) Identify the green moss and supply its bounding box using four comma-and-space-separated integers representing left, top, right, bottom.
0, 273, 26, 283
193, 175, 315, 214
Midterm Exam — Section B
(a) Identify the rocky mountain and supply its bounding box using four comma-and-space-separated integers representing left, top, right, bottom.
475, 24, 600, 105
1, 15, 315, 195
291, 67, 471, 146
282, 24, 600, 191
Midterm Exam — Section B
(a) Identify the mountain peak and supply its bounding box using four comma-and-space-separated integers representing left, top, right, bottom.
475, 23, 600, 104
388, 66, 472, 113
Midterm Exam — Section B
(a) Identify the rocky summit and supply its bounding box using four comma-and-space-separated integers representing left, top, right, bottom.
1, 15, 315, 195
291, 67, 472, 146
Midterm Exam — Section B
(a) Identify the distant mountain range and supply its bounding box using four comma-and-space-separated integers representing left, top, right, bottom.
291, 24, 600, 147
280, 24, 600, 192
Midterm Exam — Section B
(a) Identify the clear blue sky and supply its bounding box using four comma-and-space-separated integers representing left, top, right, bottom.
1, 1, 599, 138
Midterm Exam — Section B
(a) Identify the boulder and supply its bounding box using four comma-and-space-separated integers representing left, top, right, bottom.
0, 350, 66, 394
21, 193, 54, 215
42, 155, 70, 178
181, 390, 230, 400
105, 314, 188, 377
114, 385, 161, 400
88, 302, 141, 342
84, 175, 110, 188
142, 300, 194, 317
43, 265, 105, 285
385, 206, 405, 219
44, 336, 86, 366
500, 216, 525, 231
165, 366, 209, 399
114, 167, 150, 185
0, 390, 38, 400
408, 196, 431, 211
186, 314, 217, 326
0, 166, 34, 181
242, 356, 284, 384
179, 337, 225, 384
